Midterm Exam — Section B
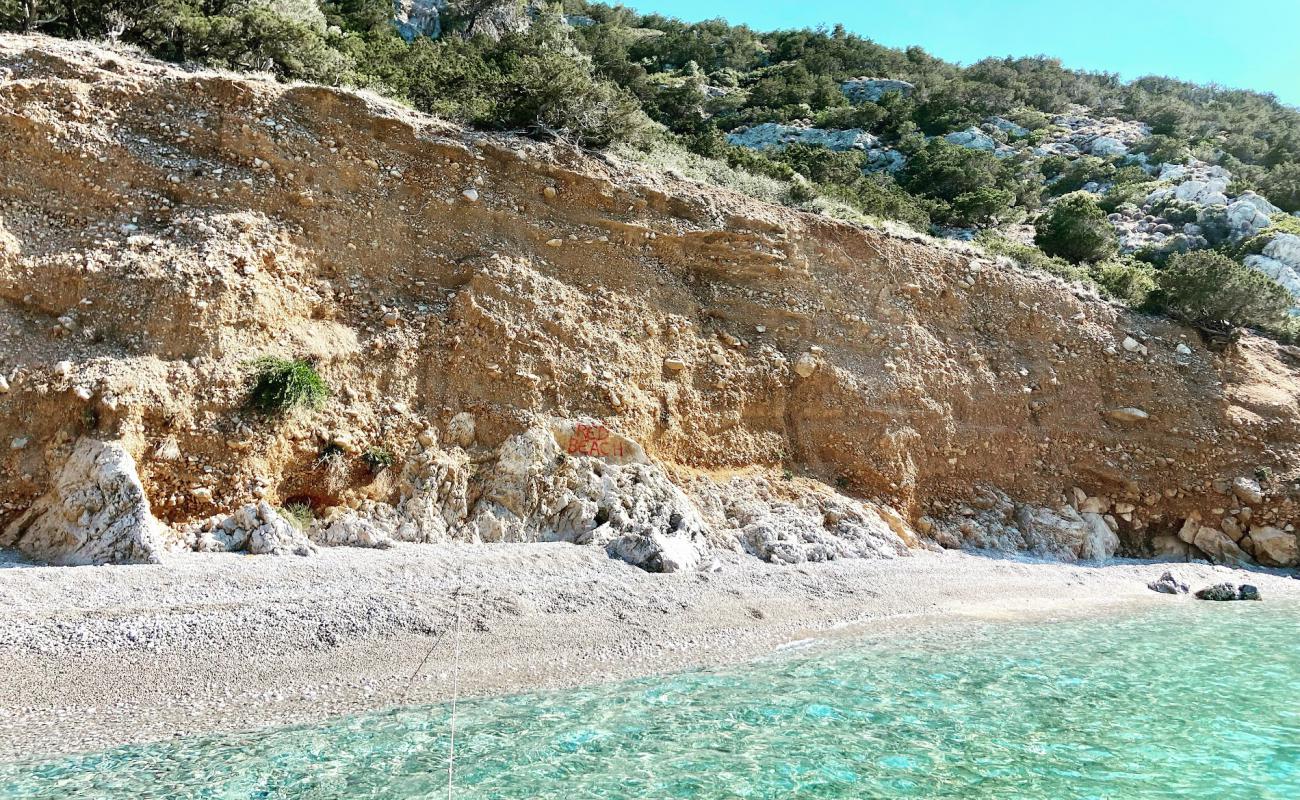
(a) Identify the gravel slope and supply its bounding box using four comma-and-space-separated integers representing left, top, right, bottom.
2, 544, 1296, 761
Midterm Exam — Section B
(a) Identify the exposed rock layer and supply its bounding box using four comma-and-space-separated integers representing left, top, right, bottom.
1, 36, 1299, 569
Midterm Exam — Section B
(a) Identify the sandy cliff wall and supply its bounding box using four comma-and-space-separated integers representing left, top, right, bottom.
2, 36, 1299, 570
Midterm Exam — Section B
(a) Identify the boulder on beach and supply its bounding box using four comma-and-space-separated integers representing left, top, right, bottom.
1193, 582, 1262, 601
1147, 570, 1189, 595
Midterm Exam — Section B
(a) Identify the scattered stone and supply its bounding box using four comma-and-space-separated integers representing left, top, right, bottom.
663, 357, 687, 372
792, 353, 818, 378
1121, 336, 1148, 356
461, 188, 479, 202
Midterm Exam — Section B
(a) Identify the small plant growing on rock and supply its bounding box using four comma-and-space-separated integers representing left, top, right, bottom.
362, 446, 395, 474
248, 357, 329, 414
280, 502, 314, 532
316, 442, 345, 466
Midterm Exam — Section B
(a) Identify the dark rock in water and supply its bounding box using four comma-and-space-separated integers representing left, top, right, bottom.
1147, 571, 1189, 595
1194, 582, 1262, 601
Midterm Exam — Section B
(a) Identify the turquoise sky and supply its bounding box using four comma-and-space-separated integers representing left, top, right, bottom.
620, 0, 1300, 107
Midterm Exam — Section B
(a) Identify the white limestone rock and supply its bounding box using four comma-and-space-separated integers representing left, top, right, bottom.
841, 78, 914, 103
987, 116, 1030, 137
1088, 136, 1128, 156
1, 438, 167, 565
1244, 234, 1300, 302
726, 123, 882, 152
199, 501, 317, 556
460, 423, 705, 572
1015, 504, 1118, 562
944, 127, 997, 152
1231, 476, 1264, 505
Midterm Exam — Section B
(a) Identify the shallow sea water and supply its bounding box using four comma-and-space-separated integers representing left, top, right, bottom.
4, 599, 1299, 799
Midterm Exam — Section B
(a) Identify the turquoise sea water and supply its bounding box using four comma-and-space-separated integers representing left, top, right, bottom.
4, 600, 1299, 799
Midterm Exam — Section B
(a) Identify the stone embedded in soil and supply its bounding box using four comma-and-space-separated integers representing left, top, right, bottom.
1107, 407, 1150, 424
1231, 477, 1264, 505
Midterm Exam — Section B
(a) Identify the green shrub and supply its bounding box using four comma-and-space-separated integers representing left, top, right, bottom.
1047, 156, 1116, 196
1034, 192, 1118, 264
976, 232, 1090, 284
1153, 251, 1292, 328
362, 446, 395, 473
1258, 164, 1300, 213
280, 502, 314, 531
1133, 134, 1190, 165
899, 138, 1023, 226
248, 356, 330, 413
1091, 258, 1156, 306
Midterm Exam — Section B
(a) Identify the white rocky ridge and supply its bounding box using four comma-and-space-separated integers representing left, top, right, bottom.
313, 418, 707, 573
725, 122, 882, 152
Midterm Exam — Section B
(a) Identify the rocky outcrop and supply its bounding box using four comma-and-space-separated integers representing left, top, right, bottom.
928, 491, 1119, 562
945, 127, 1015, 158
392, 0, 541, 41
196, 501, 317, 556
691, 475, 912, 565
840, 78, 914, 104
1, 438, 166, 565
726, 122, 882, 152
394, 0, 442, 40
1244, 233, 1300, 301
310, 419, 706, 572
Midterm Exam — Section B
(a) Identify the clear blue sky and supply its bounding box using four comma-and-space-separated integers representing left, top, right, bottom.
620, 0, 1300, 107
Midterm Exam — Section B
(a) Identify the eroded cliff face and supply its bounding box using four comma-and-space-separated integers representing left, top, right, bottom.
2, 35, 1299, 570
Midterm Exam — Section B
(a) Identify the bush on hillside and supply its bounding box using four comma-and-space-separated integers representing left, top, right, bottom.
248, 356, 330, 413
1034, 192, 1118, 263
1091, 258, 1156, 306
899, 138, 1023, 226
1258, 164, 1300, 213
1153, 251, 1293, 328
